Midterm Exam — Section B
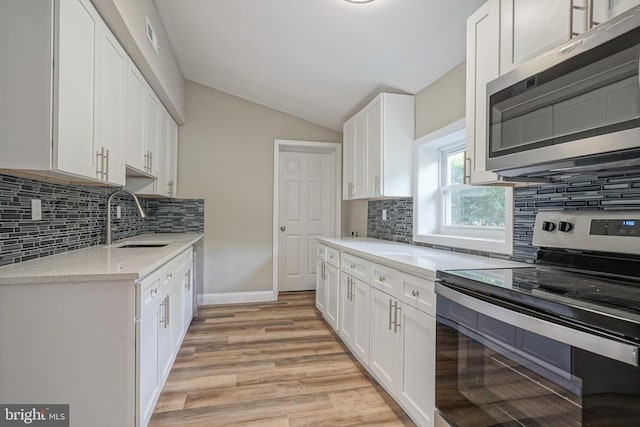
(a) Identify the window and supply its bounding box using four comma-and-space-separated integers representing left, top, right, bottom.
414, 119, 513, 254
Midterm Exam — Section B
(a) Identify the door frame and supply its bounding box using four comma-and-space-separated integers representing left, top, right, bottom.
272, 139, 342, 295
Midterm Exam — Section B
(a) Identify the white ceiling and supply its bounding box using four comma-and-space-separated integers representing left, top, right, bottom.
154, 0, 485, 132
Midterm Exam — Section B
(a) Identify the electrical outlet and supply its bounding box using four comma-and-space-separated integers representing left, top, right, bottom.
116, 205, 122, 219
31, 199, 42, 221
382, 209, 387, 221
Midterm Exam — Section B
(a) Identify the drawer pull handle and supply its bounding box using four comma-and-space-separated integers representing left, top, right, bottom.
411, 290, 419, 297
167, 273, 173, 279
379, 276, 385, 282
151, 288, 158, 296
350, 264, 355, 269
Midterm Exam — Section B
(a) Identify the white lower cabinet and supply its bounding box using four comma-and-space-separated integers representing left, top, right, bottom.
339, 273, 370, 365
137, 248, 194, 427
324, 244, 437, 427
315, 256, 327, 314
325, 263, 340, 331
398, 303, 436, 427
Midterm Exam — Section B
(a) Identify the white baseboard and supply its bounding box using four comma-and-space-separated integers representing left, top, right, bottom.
198, 290, 277, 306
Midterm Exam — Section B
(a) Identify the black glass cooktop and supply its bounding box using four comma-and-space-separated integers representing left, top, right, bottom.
437, 266, 640, 341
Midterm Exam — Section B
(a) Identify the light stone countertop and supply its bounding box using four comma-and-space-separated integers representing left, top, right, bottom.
0, 233, 204, 285
317, 237, 529, 278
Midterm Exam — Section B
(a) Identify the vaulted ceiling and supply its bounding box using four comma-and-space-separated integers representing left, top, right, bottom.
155, 0, 484, 131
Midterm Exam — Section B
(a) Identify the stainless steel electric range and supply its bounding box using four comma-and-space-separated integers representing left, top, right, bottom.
434, 211, 640, 427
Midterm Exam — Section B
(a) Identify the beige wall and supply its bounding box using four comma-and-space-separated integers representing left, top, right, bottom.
178, 81, 342, 296
92, 0, 186, 123
415, 61, 466, 139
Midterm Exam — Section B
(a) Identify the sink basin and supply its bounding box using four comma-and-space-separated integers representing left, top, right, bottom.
112, 241, 173, 248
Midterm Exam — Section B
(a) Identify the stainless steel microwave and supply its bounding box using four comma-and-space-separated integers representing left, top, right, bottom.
486, 6, 640, 180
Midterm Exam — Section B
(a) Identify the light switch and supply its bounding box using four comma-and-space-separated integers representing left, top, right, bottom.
116, 205, 122, 219
382, 209, 387, 221
31, 199, 42, 221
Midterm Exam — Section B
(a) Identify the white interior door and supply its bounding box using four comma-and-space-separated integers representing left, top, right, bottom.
278, 151, 333, 292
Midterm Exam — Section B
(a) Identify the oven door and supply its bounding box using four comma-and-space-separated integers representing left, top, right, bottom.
435, 282, 640, 427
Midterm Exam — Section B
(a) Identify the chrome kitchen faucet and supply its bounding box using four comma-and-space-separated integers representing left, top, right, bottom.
106, 189, 146, 246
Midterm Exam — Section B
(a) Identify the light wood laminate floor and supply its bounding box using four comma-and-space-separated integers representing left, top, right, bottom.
149, 291, 415, 427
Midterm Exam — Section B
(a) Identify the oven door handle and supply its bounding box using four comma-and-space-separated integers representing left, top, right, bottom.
436, 283, 639, 367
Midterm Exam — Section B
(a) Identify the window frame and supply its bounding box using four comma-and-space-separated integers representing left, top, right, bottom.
413, 119, 513, 255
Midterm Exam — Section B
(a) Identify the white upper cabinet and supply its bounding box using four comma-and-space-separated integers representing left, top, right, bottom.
95, 22, 127, 186
342, 93, 414, 200
592, 0, 640, 28
55, 0, 100, 180
0, 0, 126, 185
126, 59, 148, 173
499, 0, 574, 74
465, 0, 501, 184
166, 119, 179, 197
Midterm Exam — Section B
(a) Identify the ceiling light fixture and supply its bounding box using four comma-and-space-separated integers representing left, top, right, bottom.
344, 0, 375, 3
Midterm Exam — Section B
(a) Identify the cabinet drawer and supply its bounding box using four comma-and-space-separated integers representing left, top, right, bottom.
370, 263, 400, 298
137, 270, 162, 318
317, 244, 327, 260
326, 247, 340, 268
341, 252, 370, 282
399, 273, 435, 316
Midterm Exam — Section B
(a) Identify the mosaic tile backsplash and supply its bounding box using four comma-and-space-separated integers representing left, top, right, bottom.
0, 174, 204, 266
368, 172, 640, 264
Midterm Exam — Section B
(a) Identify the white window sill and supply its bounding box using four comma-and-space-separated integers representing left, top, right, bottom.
413, 233, 513, 256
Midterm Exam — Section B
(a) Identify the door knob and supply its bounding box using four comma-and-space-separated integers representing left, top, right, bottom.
280, 226, 286, 231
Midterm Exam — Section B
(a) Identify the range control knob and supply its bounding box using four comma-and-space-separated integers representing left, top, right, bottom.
542, 221, 556, 232
558, 221, 573, 233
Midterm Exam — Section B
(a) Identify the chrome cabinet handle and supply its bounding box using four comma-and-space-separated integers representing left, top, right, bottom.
588, 0, 600, 29
463, 154, 471, 184
160, 296, 167, 327
151, 287, 158, 296
149, 151, 153, 173
167, 272, 173, 280
105, 149, 110, 181
168, 180, 174, 197
350, 263, 355, 269
144, 151, 149, 172
570, 0, 585, 37
185, 271, 191, 290
165, 295, 170, 327
394, 305, 401, 333
388, 298, 393, 330
96, 150, 102, 179
411, 289, 419, 297
375, 175, 380, 195
379, 275, 385, 283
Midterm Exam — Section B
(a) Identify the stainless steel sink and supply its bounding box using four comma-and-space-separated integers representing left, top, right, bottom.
112, 241, 173, 248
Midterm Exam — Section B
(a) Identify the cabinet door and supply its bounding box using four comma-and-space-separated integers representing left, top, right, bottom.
343, 119, 356, 200
339, 274, 355, 347
365, 97, 382, 198
95, 21, 127, 185
171, 273, 184, 353
325, 264, 340, 331
144, 91, 160, 177
157, 293, 173, 383
592, 0, 640, 27
315, 258, 327, 314
352, 277, 370, 365
500, 0, 572, 74
166, 118, 179, 197
465, 0, 500, 184
126, 59, 147, 172
183, 264, 193, 330
369, 288, 400, 394
399, 304, 436, 427
155, 108, 169, 191
55, 0, 99, 179
353, 114, 367, 199
137, 304, 159, 427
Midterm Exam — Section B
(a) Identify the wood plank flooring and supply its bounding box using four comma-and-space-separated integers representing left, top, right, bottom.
149, 291, 415, 427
